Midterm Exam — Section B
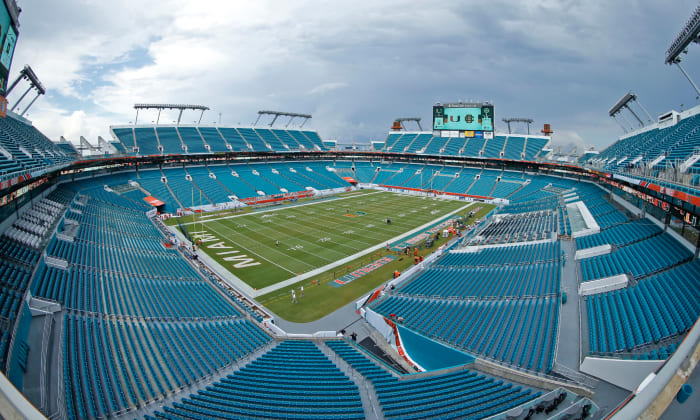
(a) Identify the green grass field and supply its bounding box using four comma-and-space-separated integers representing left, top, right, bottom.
257, 202, 496, 322
181, 191, 469, 289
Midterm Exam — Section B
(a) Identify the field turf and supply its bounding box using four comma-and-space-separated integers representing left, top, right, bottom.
257, 202, 496, 322
181, 191, 468, 289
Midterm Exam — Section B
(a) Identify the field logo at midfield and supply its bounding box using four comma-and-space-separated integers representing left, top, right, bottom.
190, 231, 261, 268
330, 256, 396, 288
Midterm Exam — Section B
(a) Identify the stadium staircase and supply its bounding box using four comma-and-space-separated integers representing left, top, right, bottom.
173, 127, 190, 153
376, 168, 400, 186
420, 169, 439, 189
197, 127, 229, 152
402, 135, 421, 154
245, 163, 286, 193
477, 137, 488, 157
148, 340, 365, 420
517, 137, 528, 159
112, 128, 136, 153
326, 339, 542, 420
500, 136, 509, 158
211, 128, 237, 151
463, 168, 482, 195
169, 127, 201, 154
384, 133, 402, 152
440, 172, 458, 192
183, 169, 216, 204
134, 127, 161, 156
307, 162, 350, 188
276, 130, 301, 149
317, 341, 384, 420
272, 130, 293, 151
137, 338, 278, 419
226, 164, 262, 195
504, 181, 529, 200
367, 167, 380, 184
680, 149, 700, 172
194, 127, 212, 153
419, 136, 436, 154
151, 128, 165, 154
288, 166, 328, 190
159, 170, 186, 210
205, 165, 236, 198
486, 170, 504, 197
440, 137, 459, 156
223, 128, 252, 151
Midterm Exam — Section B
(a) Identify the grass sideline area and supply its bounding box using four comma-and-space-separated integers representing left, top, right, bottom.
181, 191, 470, 289
257, 203, 495, 322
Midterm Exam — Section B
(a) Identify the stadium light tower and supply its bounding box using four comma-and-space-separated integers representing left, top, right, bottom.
608, 92, 654, 131
665, 5, 700, 98
392, 117, 423, 131
611, 115, 628, 133
6, 65, 46, 117
502, 118, 534, 134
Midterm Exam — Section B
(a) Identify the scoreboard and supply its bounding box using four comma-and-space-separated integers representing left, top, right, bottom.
433, 103, 494, 137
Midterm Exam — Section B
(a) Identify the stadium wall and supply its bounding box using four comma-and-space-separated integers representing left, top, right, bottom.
608, 318, 700, 419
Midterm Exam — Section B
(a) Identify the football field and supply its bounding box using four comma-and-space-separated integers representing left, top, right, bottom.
180, 191, 469, 289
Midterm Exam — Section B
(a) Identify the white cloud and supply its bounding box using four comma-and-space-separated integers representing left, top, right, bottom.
308, 82, 348, 95
9, 0, 700, 148
23, 99, 115, 144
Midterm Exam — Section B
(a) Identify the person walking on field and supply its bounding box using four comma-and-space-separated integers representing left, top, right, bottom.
300, 285, 304, 297
291, 289, 297, 303
276, 240, 279, 247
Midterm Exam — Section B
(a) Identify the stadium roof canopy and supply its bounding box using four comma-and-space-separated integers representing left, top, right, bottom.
665, 5, 700, 64
255, 110, 312, 127
133, 103, 210, 124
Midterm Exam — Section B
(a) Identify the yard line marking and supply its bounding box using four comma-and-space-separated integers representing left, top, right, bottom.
205, 220, 312, 274
179, 190, 386, 226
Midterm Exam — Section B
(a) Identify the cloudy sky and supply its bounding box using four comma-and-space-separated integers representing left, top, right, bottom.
7, 0, 700, 152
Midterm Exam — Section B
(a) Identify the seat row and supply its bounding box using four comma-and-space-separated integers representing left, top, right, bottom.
63, 314, 270, 420
398, 262, 560, 299
373, 296, 559, 373
580, 233, 692, 281
149, 340, 364, 420
327, 339, 541, 420
576, 219, 661, 250
587, 259, 700, 354
436, 241, 561, 268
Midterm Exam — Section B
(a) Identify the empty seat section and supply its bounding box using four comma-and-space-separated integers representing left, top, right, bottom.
187, 166, 233, 204
153, 340, 363, 420
326, 339, 540, 419
253, 128, 287, 151
177, 127, 208, 154
197, 127, 229, 152
134, 128, 160, 155
217, 128, 249, 151
236, 128, 269, 152
155, 127, 184, 154
208, 165, 260, 198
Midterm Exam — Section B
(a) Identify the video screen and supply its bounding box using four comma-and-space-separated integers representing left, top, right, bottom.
433, 105, 494, 131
